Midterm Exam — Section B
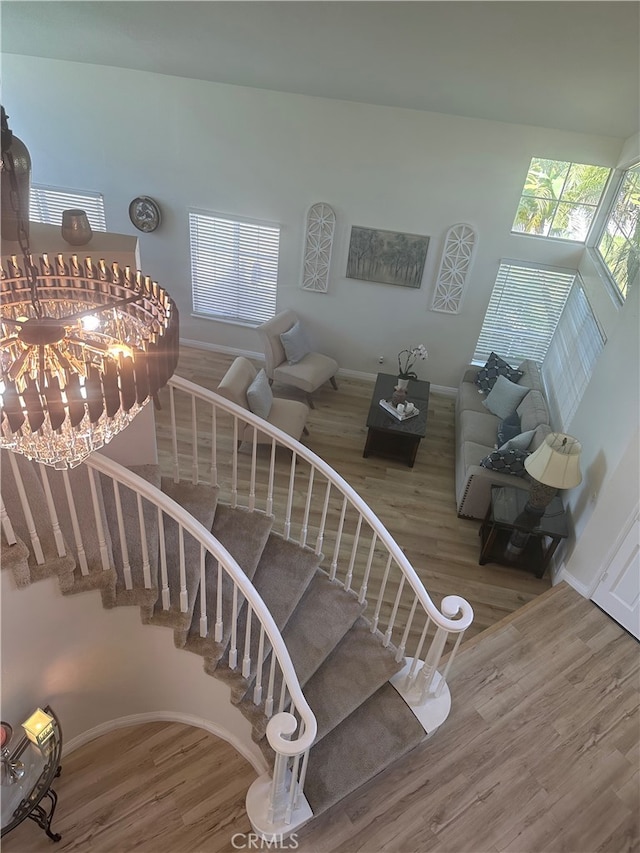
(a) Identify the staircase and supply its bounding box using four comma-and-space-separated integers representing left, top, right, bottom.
1, 374, 473, 837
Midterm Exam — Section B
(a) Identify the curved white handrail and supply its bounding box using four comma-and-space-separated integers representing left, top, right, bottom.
84, 451, 318, 755
168, 374, 474, 635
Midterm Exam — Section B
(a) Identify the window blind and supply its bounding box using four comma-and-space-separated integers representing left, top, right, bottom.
473, 261, 577, 365
543, 282, 605, 430
190, 212, 279, 325
29, 185, 107, 230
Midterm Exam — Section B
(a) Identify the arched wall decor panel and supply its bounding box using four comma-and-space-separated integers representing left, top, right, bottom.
431, 223, 477, 313
301, 202, 336, 293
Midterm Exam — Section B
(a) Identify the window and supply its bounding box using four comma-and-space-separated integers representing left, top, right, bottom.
512, 158, 610, 241
30, 185, 107, 230
595, 162, 640, 301
189, 211, 279, 325
473, 261, 577, 365
544, 282, 605, 430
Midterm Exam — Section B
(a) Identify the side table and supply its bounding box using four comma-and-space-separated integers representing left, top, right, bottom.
479, 485, 568, 578
1, 705, 63, 842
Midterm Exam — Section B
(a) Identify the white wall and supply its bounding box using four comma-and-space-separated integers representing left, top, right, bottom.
0, 570, 265, 770
3, 53, 623, 388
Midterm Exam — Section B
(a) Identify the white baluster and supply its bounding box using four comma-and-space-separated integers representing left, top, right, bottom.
278, 679, 288, 714
137, 494, 152, 589
214, 558, 223, 642
315, 481, 331, 556
249, 427, 258, 512
229, 585, 239, 669
295, 748, 310, 809
268, 752, 288, 825
210, 403, 218, 487
299, 467, 314, 548
199, 544, 208, 637
253, 625, 266, 705
191, 395, 199, 485
396, 594, 418, 663
7, 452, 44, 564
358, 533, 377, 604
435, 630, 466, 698
178, 526, 188, 611
158, 508, 170, 609
405, 615, 432, 690
242, 605, 253, 679
169, 384, 179, 483
266, 440, 276, 517
330, 496, 348, 581
284, 452, 296, 540
62, 470, 88, 575
36, 464, 65, 557
371, 554, 393, 633
265, 654, 277, 718
344, 514, 363, 592
286, 745, 302, 824
384, 574, 405, 648
113, 481, 132, 589
87, 468, 110, 571
419, 625, 449, 701
231, 418, 239, 508
0, 497, 17, 546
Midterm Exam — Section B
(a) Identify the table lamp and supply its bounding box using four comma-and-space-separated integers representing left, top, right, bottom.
524, 432, 582, 515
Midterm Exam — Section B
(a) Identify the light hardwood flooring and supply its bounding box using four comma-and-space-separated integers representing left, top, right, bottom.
3, 583, 637, 853
158, 347, 552, 641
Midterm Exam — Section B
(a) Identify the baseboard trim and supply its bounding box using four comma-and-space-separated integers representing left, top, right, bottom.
63, 711, 268, 775
553, 564, 594, 599
180, 337, 264, 362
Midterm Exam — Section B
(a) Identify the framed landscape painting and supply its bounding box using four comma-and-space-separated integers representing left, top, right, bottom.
346, 226, 429, 288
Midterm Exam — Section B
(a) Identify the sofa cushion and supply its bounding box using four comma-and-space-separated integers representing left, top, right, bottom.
517, 359, 545, 394
530, 422, 552, 452
496, 412, 521, 446
460, 410, 501, 449
498, 429, 535, 452
480, 448, 530, 477
246, 368, 273, 419
517, 390, 549, 432
280, 321, 311, 365
482, 375, 530, 419
462, 440, 496, 472
476, 352, 524, 393
458, 380, 488, 414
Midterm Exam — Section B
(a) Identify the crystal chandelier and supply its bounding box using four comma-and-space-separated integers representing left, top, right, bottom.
0, 108, 179, 469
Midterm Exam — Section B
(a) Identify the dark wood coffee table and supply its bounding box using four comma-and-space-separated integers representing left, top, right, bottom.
363, 373, 430, 467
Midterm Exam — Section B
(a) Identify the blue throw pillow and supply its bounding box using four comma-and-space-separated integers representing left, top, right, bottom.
280, 321, 311, 365
482, 376, 529, 420
246, 369, 273, 419
496, 412, 521, 447
498, 429, 535, 452
476, 352, 524, 394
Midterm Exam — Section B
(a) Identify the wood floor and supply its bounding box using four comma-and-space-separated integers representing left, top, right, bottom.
159, 347, 551, 641
3, 584, 637, 853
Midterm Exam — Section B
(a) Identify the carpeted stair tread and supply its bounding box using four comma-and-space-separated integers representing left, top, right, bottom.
223, 535, 322, 701
144, 478, 219, 631
1, 538, 32, 588
100, 464, 162, 608
304, 681, 425, 816
302, 617, 404, 743
181, 506, 273, 656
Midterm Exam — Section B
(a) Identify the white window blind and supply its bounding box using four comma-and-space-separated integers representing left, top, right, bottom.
30, 185, 107, 230
543, 282, 605, 430
473, 261, 577, 365
190, 211, 279, 325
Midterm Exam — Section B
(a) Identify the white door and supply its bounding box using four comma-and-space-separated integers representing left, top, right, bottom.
591, 508, 640, 640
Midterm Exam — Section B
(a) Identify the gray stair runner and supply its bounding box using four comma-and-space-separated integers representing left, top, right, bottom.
1, 460, 427, 821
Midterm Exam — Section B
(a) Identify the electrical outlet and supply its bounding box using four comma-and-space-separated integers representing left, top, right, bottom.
378, 356, 384, 364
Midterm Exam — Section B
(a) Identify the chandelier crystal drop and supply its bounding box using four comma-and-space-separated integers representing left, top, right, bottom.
0, 252, 179, 468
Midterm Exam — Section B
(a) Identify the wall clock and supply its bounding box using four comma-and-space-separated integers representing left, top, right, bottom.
129, 196, 161, 233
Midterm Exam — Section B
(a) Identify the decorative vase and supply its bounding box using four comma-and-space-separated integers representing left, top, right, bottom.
392, 377, 410, 406
61, 209, 93, 246
396, 377, 410, 391
0, 108, 31, 242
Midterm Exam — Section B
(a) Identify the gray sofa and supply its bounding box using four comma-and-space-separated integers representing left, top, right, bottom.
455, 359, 552, 519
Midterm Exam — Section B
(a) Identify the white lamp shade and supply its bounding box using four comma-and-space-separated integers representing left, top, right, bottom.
524, 432, 582, 489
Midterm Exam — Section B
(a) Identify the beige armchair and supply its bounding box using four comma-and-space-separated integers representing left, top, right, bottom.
216, 357, 309, 445
257, 309, 339, 409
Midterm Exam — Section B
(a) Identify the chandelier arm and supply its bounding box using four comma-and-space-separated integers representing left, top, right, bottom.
59, 291, 148, 322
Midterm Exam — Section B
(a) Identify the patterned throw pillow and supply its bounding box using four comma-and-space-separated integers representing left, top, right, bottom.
480, 448, 530, 477
476, 352, 524, 394
496, 412, 521, 447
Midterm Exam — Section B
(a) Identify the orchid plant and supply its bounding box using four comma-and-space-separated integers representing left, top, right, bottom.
397, 344, 428, 379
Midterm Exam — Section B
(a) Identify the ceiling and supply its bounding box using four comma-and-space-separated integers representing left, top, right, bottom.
2, 1, 638, 138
